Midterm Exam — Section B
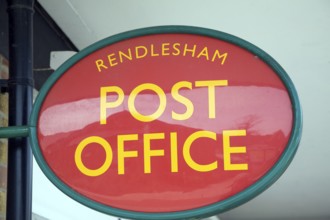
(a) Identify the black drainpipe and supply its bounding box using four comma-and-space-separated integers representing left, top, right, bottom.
6, 0, 34, 219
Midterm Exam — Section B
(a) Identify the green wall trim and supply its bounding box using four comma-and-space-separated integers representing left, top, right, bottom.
21, 25, 301, 220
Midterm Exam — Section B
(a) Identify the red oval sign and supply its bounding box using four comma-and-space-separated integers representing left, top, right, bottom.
30, 26, 301, 219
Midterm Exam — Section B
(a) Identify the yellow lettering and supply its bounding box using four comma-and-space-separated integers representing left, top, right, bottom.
183, 131, 218, 172
107, 53, 118, 67
117, 134, 138, 175
223, 130, 248, 170
95, 44, 229, 69
197, 47, 210, 60
95, 59, 108, 72
172, 43, 181, 56
128, 83, 166, 122
212, 50, 228, 65
144, 133, 165, 173
135, 46, 148, 59
118, 49, 133, 63
162, 43, 170, 56
195, 80, 228, 118
183, 44, 196, 57
151, 44, 160, 57
171, 81, 194, 120
170, 132, 178, 172
100, 86, 124, 125
75, 136, 113, 177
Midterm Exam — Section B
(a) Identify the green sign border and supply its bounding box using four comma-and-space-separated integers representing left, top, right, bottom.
25, 26, 302, 220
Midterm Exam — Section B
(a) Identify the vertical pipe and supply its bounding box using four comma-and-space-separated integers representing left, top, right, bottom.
6, 0, 34, 220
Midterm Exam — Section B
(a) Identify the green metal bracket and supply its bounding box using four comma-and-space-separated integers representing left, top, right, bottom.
0, 126, 30, 138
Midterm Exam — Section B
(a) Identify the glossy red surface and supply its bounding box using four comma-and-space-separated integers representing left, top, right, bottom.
37, 34, 293, 212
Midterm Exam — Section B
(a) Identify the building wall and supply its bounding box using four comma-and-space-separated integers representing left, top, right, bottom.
0, 55, 9, 220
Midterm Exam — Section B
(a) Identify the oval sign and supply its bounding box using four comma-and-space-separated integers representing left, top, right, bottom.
30, 26, 302, 220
